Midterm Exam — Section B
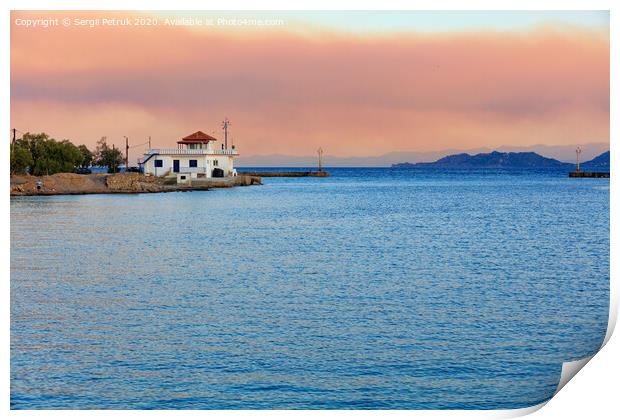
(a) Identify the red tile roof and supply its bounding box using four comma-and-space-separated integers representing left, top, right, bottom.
177, 131, 217, 143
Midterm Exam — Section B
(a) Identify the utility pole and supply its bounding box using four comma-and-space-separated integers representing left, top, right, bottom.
317, 147, 324, 172
112, 143, 116, 173
222, 118, 231, 150
11, 129, 16, 162
148, 136, 151, 149
576, 146, 582, 172
124, 136, 129, 171
10, 128, 16, 174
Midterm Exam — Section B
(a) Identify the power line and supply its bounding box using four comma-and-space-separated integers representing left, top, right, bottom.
128, 140, 150, 149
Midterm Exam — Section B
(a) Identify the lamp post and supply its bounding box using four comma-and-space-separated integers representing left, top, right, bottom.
222, 118, 231, 150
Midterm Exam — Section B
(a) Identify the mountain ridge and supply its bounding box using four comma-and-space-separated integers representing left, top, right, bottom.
580, 151, 609, 170
392, 150, 610, 170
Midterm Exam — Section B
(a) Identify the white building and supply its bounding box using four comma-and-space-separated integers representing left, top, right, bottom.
141, 131, 238, 178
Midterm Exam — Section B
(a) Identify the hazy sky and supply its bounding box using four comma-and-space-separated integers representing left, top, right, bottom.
11, 11, 609, 162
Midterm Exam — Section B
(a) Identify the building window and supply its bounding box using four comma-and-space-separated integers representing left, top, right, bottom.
154, 159, 163, 168
189, 159, 198, 168
214, 159, 219, 166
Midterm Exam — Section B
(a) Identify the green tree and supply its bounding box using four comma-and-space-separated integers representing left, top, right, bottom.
18, 132, 49, 174
94, 137, 123, 173
77, 144, 93, 168
16, 132, 83, 176
10, 143, 33, 174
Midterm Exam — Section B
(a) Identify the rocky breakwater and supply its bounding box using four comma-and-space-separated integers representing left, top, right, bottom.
238, 171, 329, 177
105, 173, 164, 193
10, 173, 165, 196
10, 173, 262, 196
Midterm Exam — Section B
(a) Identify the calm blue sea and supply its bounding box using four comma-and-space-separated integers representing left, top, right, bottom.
10, 167, 609, 409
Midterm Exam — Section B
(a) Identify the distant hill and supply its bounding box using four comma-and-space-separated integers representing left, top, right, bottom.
392, 151, 573, 169
580, 151, 610, 171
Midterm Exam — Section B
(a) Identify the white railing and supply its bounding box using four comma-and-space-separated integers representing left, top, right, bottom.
147, 148, 238, 155
178, 167, 208, 173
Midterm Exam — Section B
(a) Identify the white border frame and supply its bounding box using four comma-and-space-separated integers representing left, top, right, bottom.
3, 1, 617, 418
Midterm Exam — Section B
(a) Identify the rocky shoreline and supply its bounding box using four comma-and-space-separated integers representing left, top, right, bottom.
10, 173, 262, 196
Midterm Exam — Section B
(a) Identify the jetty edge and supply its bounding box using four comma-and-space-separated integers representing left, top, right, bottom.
238, 170, 329, 177
10, 172, 262, 196
568, 171, 609, 178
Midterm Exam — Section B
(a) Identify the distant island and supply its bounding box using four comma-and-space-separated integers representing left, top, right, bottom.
579, 151, 609, 170
392, 150, 610, 171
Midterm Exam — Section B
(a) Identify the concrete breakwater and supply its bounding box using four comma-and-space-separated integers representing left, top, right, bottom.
568, 171, 610, 178
10, 173, 262, 196
238, 171, 329, 177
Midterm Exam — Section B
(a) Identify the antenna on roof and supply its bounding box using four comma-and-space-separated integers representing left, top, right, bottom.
222, 118, 231, 150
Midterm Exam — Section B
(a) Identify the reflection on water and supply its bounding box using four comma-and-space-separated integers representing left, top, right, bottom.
11, 168, 609, 409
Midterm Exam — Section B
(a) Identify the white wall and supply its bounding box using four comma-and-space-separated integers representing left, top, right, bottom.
143, 154, 235, 177
217, 156, 235, 176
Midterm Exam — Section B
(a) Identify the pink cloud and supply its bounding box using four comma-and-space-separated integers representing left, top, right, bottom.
11, 11, 609, 157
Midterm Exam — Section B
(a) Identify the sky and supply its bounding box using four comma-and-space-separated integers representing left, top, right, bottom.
10, 10, 609, 163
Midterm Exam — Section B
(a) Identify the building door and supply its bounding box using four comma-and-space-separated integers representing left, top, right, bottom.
173, 160, 180, 173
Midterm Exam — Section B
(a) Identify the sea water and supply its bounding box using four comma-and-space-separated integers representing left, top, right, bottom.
10, 168, 610, 409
